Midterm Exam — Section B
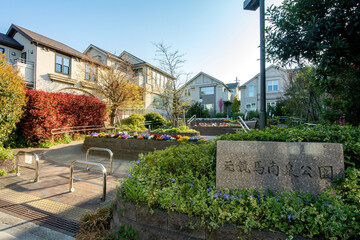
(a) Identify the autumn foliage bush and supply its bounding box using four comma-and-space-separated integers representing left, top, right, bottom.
0, 54, 26, 145
18, 89, 108, 145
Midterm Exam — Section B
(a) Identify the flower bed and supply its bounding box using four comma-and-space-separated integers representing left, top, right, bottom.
83, 133, 203, 160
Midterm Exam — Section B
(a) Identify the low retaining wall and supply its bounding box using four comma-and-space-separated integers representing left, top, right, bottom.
190, 126, 241, 136
149, 131, 200, 137
83, 137, 198, 160
111, 196, 313, 240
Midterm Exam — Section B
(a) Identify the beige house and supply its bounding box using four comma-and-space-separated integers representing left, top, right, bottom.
84, 45, 175, 116
240, 65, 289, 113
1, 24, 175, 118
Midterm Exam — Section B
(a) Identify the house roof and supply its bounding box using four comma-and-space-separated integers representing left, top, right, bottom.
181, 72, 230, 90
239, 65, 284, 88
0, 33, 23, 50
7, 24, 94, 62
120, 51, 146, 65
84, 44, 127, 63
120, 51, 175, 80
226, 82, 240, 89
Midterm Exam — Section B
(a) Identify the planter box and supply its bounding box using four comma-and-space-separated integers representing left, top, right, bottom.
149, 131, 200, 137
111, 195, 314, 240
83, 137, 199, 160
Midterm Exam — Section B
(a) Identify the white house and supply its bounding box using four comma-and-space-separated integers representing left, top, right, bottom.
240, 65, 288, 113
181, 72, 236, 117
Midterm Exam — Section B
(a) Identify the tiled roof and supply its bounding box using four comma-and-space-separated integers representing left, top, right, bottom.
7, 24, 92, 61
0, 33, 23, 50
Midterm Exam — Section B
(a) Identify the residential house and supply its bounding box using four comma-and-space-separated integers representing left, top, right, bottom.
239, 65, 288, 113
181, 72, 234, 117
1, 24, 175, 118
83, 45, 175, 116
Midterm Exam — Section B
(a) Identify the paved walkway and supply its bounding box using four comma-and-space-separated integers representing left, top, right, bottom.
0, 141, 133, 239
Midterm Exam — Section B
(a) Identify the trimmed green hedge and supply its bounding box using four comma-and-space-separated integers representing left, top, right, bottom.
119, 125, 360, 239
152, 126, 198, 134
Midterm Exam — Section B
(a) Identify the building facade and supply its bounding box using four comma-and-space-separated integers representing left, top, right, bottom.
0, 24, 175, 118
239, 65, 288, 113
182, 72, 239, 117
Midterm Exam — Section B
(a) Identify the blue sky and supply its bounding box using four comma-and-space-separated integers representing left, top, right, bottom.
0, 0, 283, 84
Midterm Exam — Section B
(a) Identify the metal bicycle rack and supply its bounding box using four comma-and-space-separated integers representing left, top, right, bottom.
15, 151, 39, 182
86, 147, 113, 175
69, 160, 107, 201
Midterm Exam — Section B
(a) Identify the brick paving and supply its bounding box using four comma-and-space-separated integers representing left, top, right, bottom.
0, 141, 132, 222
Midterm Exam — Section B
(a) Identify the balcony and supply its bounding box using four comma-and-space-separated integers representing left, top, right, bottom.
11, 58, 35, 88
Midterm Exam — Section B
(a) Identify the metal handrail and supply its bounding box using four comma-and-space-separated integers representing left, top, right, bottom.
238, 116, 251, 132
15, 151, 39, 182
187, 115, 196, 125
51, 125, 105, 135
69, 160, 107, 201
86, 147, 113, 175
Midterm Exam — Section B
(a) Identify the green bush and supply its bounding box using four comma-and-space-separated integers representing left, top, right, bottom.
144, 112, 166, 129
119, 125, 360, 239
0, 54, 26, 145
117, 124, 147, 133
0, 147, 13, 161
122, 114, 145, 126
152, 126, 198, 134
215, 113, 225, 118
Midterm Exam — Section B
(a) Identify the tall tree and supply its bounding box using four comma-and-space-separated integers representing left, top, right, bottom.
266, 0, 360, 124
282, 67, 323, 122
90, 62, 143, 125
153, 42, 190, 126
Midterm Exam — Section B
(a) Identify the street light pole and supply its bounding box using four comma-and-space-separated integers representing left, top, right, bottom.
244, 0, 266, 129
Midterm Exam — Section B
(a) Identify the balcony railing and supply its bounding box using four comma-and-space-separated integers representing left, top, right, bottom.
10, 58, 34, 66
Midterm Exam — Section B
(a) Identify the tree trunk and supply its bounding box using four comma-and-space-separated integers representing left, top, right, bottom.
110, 108, 117, 126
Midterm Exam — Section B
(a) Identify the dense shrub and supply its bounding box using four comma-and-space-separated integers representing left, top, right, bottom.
215, 112, 225, 118
119, 125, 360, 239
0, 54, 26, 144
144, 112, 166, 129
18, 89, 107, 145
121, 114, 145, 126
152, 126, 198, 133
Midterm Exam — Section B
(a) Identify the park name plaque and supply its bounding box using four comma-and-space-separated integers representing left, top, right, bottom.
216, 141, 345, 195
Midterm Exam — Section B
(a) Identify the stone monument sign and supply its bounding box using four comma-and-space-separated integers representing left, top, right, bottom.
216, 141, 344, 195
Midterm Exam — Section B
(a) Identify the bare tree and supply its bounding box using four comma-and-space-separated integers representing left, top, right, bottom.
153, 42, 191, 126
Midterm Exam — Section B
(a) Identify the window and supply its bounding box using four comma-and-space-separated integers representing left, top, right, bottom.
200, 87, 214, 95
249, 86, 254, 97
246, 104, 251, 110
251, 103, 256, 109
0, 47, 5, 54
85, 65, 97, 81
184, 89, 190, 96
204, 104, 214, 111
56, 55, 70, 75
268, 80, 278, 91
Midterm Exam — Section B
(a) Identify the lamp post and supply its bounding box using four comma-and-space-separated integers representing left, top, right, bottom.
199, 99, 203, 118
244, 0, 266, 129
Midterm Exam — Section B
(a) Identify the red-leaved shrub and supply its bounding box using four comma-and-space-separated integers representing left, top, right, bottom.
18, 89, 108, 145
